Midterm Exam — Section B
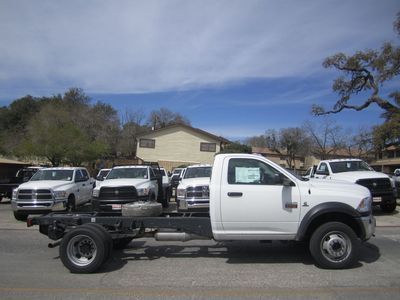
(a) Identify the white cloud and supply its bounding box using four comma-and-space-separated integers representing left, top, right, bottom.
0, 0, 399, 97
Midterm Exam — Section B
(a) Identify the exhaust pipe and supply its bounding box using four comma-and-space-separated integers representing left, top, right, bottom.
155, 232, 209, 242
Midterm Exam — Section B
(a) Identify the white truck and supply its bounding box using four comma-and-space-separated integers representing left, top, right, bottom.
12, 167, 93, 221
306, 159, 397, 212
28, 153, 375, 273
91, 165, 160, 211
176, 164, 212, 211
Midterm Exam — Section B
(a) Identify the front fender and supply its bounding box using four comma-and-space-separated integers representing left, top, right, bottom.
296, 202, 362, 241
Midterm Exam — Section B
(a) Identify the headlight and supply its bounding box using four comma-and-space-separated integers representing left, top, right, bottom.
177, 188, 185, 198
92, 189, 99, 198
357, 196, 372, 214
12, 189, 17, 200
137, 188, 150, 196
53, 191, 67, 199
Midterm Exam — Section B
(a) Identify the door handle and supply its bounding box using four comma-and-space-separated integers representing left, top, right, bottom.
285, 202, 298, 209
228, 192, 243, 197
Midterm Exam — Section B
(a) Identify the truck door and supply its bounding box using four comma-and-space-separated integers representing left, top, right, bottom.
220, 157, 301, 238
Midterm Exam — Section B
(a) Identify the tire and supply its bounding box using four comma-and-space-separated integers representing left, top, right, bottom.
67, 195, 76, 212
113, 237, 134, 250
13, 211, 28, 221
380, 201, 397, 213
59, 226, 107, 273
309, 222, 359, 269
122, 201, 162, 217
80, 223, 113, 262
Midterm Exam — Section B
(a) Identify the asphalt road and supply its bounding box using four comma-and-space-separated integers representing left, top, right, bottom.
0, 199, 400, 299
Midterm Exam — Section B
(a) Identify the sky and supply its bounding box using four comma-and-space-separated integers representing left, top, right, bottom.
1, 0, 399, 140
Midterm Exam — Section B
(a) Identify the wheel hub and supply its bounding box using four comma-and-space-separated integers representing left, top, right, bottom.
322, 233, 348, 259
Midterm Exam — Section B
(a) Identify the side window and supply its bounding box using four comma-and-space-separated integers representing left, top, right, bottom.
75, 170, 83, 182
149, 168, 156, 180
80, 169, 89, 181
228, 158, 287, 185
316, 163, 329, 175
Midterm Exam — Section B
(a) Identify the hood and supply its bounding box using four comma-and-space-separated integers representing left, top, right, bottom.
179, 177, 210, 189
18, 180, 72, 190
95, 178, 150, 189
331, 171, 389, 182
308, 178, 370, 195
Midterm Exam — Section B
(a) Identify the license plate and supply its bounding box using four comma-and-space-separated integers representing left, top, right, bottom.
372, 197, 382, 203
111, 204, 122, 210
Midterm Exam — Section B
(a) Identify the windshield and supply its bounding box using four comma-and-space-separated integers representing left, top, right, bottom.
98, 170, 110, 177
184, 167, 212, 179
30, 169, 74, 181
107, 167, 148, 179
330, 161, 372, 173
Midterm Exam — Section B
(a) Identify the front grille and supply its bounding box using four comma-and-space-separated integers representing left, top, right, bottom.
186, 186, 209, 199
17, 189, 53, 201
356, 178, 392, 194
99, 186, 138, 200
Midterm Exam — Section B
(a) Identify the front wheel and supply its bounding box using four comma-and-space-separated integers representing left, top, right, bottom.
309, 222, 359, 269
59, 226, 107, 273
380, 201, 397, 213
13, 211, 28, 221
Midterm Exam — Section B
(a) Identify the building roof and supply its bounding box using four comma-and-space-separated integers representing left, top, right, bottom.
252, 147, 282, 156
0, 158, 28, 165
137, 124, 231, 144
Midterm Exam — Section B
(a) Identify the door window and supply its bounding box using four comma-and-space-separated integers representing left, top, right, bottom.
228, 158, 287, 185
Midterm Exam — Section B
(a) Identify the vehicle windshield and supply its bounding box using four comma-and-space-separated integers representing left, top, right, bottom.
329, 161, 372, 173
30, 169, 74, 181
98, 170, 110, 178
107, 167, 148, 179
184, 167, 212, 179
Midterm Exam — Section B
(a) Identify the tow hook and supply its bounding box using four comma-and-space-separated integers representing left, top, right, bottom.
48, 241, 61, 248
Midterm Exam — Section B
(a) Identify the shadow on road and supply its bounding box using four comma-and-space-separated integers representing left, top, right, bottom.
96, 239, 380, 273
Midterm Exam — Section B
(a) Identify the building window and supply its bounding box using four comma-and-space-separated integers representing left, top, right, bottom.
200, 142, 216, 152
139, 139, 155, 149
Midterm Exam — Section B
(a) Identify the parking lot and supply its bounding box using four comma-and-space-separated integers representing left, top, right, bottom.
0, 198, 400, 299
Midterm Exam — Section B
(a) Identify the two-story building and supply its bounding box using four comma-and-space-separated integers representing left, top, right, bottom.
136, 124, 230, 171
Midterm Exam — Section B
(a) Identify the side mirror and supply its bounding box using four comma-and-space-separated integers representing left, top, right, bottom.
282, 176, 294, 187
96, 176, 104, 181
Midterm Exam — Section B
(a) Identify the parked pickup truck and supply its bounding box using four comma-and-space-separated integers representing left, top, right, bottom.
305, 159, 397, 212
28, 153, 375, 273
177, 164, 212, 211
0, 167, 42, 201
11, 167, 93, 220
91, 165, 163, 211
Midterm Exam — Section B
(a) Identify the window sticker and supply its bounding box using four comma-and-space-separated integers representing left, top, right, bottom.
235, 167, 260, 183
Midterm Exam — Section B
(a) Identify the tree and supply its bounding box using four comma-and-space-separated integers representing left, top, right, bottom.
118, 109, 147, 157
244, 135, 267, 148
219, 142, 251, 154
313, 13, 400, 153
345, 127, 374, 159
265, 127, 310, 169
303, 119, 345, 160
312, 13, 400, 117
147, 107, 191, 130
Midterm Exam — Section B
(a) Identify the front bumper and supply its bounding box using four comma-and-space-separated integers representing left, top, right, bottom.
359, 214, 376, 241
11, 199, 67, 213
177, 197, 209, 211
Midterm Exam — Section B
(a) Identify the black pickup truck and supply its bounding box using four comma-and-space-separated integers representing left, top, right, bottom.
0, 167, 41, 201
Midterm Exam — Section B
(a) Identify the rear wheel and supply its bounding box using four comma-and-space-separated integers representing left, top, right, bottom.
80, 223, 113, 262
309, 222, 359, 269
60, 226, 107, 273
